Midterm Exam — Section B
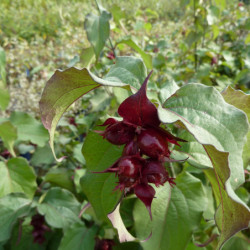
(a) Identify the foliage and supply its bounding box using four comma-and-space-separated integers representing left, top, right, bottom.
0, 0, 249, 249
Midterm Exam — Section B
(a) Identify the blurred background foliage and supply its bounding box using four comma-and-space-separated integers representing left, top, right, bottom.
0, 0, 249, 249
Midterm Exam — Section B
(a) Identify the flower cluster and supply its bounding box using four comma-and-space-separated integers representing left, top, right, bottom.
30, 214, 50, 244
96, 72, 185, 218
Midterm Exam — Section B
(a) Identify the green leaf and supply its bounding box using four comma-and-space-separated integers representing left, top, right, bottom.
30, 144, 55, 166
0, 47, 6, 87
0, 121, 17, 156
0, 193, 31, 242
44, 168, 75, 192
110, 4, 126, 23
39, 57, 146, 161
0, 88, 9, 110
159, 80, 179, 104
222, 234, 250, 250
222, 86, 250, 168
84, 9, 111, 59
80, 47, 95, 68
0, 157, 37, 199
159, 83, 248, 190
80, 129, 123, 222
176, 130, 213, 169
207, 6, 220, 25
158, 84, 249, 248
214, 0, 226, 11
10, 112, 49, 147
245, 33, 250, 44
37, 187, 81, 229
104, 56, 147, 90
58, 223, 98, 250
204, 146, 250, 249
134, 172, 207, 250
185, 31, 202, 47
117, 38, 152, 69
212, 25, 220, 39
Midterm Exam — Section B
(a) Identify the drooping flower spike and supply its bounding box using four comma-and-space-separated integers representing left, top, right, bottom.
95, 71, 186, 219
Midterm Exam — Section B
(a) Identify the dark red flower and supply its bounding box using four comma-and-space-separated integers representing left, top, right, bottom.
101, 121, 135, 145
134, 183, 155, 220
95, 238, 115, 250
137, 128, 171, 160
95, 71, 186, 219
142, 160, 169, 186
30, 214, 50, 245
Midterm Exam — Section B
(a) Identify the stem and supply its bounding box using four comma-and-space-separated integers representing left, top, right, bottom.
169, 162, 176, 178
193, 0, 198, 71
194, 234, 218, 247
78, 202, 91, 218
16, 219, 24, 245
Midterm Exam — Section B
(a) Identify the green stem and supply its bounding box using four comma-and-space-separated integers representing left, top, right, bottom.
193, 0, 198, 71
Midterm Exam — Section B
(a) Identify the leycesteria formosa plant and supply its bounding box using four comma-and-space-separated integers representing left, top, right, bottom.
39, 56, 250, 249
95, 71, 186, 218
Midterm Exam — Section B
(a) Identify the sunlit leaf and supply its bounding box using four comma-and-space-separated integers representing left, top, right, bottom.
158, 83, 249, 248
0, 121, 17, 156
159, 83, 248, 189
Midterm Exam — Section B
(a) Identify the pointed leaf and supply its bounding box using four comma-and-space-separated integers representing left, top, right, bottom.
0, 157, 37, 199
0, 193, 31, 242
58, 223, 98, 250
118, 71, 160, 127
134, 172, 207, 250
39, 57, 146, 161
0, 121, 17, 156
158, 83, 249, 248
222, 86, 250, 168
84, 9, 111, 59
80, 129, 123, 222
159, 83, 248, 190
